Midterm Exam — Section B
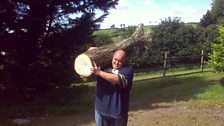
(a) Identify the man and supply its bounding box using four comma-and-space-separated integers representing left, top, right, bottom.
91, 49, 134, 126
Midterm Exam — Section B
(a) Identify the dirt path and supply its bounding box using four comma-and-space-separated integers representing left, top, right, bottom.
31, 101, 224, 126
128, 102, 224, 126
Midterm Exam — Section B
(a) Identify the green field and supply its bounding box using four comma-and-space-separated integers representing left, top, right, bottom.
93, 25, 153, 35
93, 23, 197, 36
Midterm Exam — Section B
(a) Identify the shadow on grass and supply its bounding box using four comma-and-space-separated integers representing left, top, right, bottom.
129, 71, 221, 111
0, 84, 96, 126
1, 71, 223, 126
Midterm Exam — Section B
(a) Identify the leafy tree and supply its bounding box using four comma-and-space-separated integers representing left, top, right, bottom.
211, 0, 224, 24
151, 17, 187, 56
93, 33, 113, 46
128, 47, 151, 68
112, 26, 136, 39
110, 24, 115, 28
0, 0, 118, 103
125, 26, 136, 38
196, 24, 219, 53
129, 17, 207, 68
175, 25, 200, 56
199, 10, 215, 27
208, 25, 224, 72
129, 17, 187, 67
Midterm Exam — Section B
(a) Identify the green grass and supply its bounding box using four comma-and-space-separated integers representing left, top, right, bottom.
93, 25, 153, 36
143, 25, 153, 34
1, 71, 224, 126
133, 65, 211, 81
131, 71, 224, 108
93, 23, 196, 37
75, 69, 223, 108
53, 71, 224, 115
190, 82, 224, 108
93, 28, 117, 36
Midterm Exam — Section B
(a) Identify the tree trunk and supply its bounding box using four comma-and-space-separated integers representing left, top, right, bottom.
74, 24, 152, 77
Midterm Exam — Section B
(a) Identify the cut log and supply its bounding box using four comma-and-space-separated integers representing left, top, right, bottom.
74, 24, 152, 77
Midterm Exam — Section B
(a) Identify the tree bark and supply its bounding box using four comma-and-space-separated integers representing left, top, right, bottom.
74, 24, 152, 77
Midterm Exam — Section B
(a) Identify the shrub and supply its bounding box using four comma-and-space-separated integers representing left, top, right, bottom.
208, 25, 224, 72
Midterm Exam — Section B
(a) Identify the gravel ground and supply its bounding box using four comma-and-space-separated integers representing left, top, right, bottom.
31, 101, 224, 126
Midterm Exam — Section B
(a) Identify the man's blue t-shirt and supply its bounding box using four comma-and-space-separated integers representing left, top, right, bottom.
95, 65, 133, 119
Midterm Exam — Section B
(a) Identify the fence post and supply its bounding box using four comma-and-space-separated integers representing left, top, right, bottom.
163, 52, 168, 77
200, 50, 204, 72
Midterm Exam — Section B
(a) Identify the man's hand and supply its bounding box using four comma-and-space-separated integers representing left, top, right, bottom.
91, 62, 121, 84
90, 62, 101, 76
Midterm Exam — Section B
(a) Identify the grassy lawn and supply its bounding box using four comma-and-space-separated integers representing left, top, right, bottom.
1, 71, 224, 125
134, 66, 210, 81
131, 71, 224, 108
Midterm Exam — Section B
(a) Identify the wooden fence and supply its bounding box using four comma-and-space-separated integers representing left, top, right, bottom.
162, 50, 206, 77
135, 50, 208, 78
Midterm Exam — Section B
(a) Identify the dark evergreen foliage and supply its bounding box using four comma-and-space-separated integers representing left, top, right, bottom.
199, 10, 215, 28
0, 0, 118, 104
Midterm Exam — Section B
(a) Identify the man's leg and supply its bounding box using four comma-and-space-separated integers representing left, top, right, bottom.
95, 110, 109, 126
112, 114, 128, 126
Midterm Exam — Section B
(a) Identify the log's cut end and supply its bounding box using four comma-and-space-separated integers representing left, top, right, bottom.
74, 54, 93, 77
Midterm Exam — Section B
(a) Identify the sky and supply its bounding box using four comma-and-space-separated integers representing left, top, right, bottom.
99, 0, 213, 29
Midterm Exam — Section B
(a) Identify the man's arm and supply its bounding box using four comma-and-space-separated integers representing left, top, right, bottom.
87, 47, 121, 84
91, 66, 121, 84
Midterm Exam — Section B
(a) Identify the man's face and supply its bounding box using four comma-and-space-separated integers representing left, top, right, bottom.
112, 50, 126, 69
